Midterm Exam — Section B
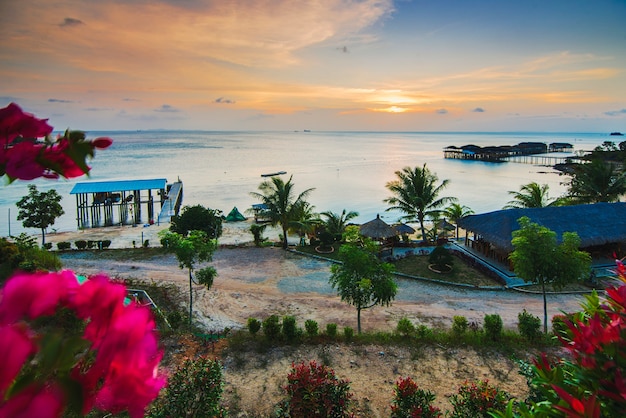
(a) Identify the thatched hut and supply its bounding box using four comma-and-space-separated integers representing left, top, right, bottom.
458, 202, 626, 267
360, 214, 398, 255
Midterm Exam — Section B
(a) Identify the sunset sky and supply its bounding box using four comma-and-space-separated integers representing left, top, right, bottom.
1, 0, 625, 132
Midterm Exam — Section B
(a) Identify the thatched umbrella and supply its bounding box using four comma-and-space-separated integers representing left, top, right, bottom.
394, 223, 416, 236
360, 214, 398, 240
437, 219, 456, 232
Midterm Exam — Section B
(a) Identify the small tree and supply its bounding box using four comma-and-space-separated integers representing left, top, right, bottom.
509, 216, 591, 333
391, 376, 442, 418
169, 204, 223, 239
329, 240, 397, 333
160, 230, 217, 325
16, 184, 64, 247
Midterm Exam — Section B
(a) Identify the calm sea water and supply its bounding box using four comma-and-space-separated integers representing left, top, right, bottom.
0, 131, 610, 237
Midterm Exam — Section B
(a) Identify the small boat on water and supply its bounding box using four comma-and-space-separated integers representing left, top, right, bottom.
261, 171, 287, 177
610, 132, 624, 136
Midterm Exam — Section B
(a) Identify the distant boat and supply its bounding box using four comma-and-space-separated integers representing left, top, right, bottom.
610, 132, 624, 136
303, 129, 311, 132
261, 171, 287, 177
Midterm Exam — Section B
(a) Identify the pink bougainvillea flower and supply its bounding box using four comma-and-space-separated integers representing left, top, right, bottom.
0, 270, 79, 325
92, 137, 113, 149
0, 324, 36, 398
41, 146, 90, 179
0, 102, 53, 143
3, 141, 46, 180
0, 383, 65, 418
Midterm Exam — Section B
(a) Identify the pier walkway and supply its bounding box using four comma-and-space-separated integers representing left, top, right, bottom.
158, 181, 183, 224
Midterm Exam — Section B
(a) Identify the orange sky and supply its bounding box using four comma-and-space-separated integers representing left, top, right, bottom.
1, 0, 625, 131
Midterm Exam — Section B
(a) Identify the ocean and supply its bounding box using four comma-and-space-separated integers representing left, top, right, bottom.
0, 131, 610, 237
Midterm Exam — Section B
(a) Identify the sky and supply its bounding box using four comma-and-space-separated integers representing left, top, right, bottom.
1, 0, 625, 132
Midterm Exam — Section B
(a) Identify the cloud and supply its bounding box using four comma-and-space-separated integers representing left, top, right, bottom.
85, 107, 112, 111
472, 107, 485, 112
59, 17, 84, 27
436, 109, 448, 115
123, 98, 140, 102
154, 104, 179, 113
604, 109, 626, 117
215, 97, 236, 104
48, 98, 73, 103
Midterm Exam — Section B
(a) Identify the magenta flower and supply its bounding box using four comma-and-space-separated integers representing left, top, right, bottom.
0, 102, 53, 144
0, 383, 65, 418
0, 324, 36, 398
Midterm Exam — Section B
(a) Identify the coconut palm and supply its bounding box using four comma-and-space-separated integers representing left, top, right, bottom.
320, 209, 359, 237
566, 158, 626, 203
503, 182, 560, 209
289, 201, 320, 246
250, 176, 315, 249
384, 164, 457, 241
444, 202, 474, 239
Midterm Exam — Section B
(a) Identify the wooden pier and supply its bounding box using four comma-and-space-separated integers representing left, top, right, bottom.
443, 141, 588, 165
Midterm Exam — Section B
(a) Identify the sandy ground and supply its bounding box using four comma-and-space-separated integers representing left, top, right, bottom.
51, 222, 588, 416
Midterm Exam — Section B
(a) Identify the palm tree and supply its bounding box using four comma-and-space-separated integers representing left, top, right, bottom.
503, 182, 559, 209
320, 209, 359, 237
566, 159, 626, 203
289, 201, 320, 246
444, 202, 474, 239
250, 176, 315, 249
384, 164, 457, 241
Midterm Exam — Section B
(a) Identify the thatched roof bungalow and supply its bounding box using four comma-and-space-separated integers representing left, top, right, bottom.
458, 202, 626, 254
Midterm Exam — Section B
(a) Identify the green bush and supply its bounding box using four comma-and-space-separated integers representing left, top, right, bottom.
450, 379, 508, 418
74, 240, 87, 250
57, 241, 71, 251
551, 313, 570, 337
484, 314, 503, 341
262, 315, 281, 340
428, 245, 453, 270
304, 319, 318, 337
42, 242, 52, 250
391, 376, 442, 417
396, 317, 416, 337
86, 240, 96, 249
343, 326, 354, 340
277, 361, 353, 417
101, 239, 112, 249
282, 315, 298, 341
416, 324, 433, 338
326, 323, 338, 338
517, 309, 542, 341
247, 318, 261, 335
143, 239, 150, 248
452, 315, 468, 335
166, 310, 183, 330
147, 356, 225, 418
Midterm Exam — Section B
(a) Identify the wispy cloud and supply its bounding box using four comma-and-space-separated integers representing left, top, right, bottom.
472, 107, 485, 112
154, 104, 179, 113
436, 109, 448, 115
48, 98, 73, 103
215, 97, 236, 104
605, 109, 626, 117
59, 17, 83, 27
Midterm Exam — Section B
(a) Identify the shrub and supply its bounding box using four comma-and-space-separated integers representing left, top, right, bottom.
305, 319, 318, 337
282, 315, 298, 341
279, 361, 353, 417
391, 376, 442, 418
416, 324, 433, 338
326, 323, 338, 338
551, 313, 570, 337
166, 310, 183, 330
75, 240, 87, 250
343, 326, 354, 340
57, 241, 71, 251
86, 240, 96, 249
101, 239, 112, 249
517, 309, 542, 341
428, 246, 453, 270
262, 314, 281, 340
452, 315, 468, 335
450, 379, 508, 418
42, 242, 52, 250
147, 357, 225, 418
247, 317, 261, 335
143, 239, 150, 248
396, 317, 416, 337
484, 314, 503, 341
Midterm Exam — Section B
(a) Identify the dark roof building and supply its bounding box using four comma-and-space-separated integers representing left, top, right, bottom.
458, 202, 626, 253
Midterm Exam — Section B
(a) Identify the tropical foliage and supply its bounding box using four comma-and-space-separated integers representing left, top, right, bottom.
169, 204, 223, 239
329, 240, 397, 333
566, 158, 626, 203
509, 216, 591, 333
503, 182, 561, 209
385, 164, 456, 240
444, 203, 474, 239
16, 185, 65, 247
320, 209, 359, 238
250, 176, 315, 249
